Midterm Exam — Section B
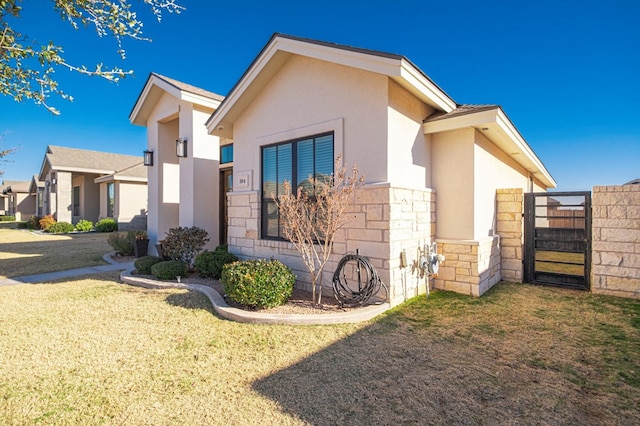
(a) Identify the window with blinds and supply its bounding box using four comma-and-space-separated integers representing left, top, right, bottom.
261, 132, 334, 239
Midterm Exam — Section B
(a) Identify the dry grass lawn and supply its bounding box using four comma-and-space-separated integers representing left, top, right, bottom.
0, 273, 638, 425
0, 229, 111, 278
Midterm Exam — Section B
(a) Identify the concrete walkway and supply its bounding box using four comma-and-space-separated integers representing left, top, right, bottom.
0, 254, 134, 287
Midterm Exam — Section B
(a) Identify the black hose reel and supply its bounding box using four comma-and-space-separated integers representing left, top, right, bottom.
332, 250, 388, 307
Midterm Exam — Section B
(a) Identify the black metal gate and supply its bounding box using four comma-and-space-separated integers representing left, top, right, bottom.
524, 191, 591, 290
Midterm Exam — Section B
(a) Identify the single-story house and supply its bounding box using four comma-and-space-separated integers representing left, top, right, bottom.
134, 34, 556, 302
129, 73, 227, 250
38, 145, 148, 229
1, 180, 35, 220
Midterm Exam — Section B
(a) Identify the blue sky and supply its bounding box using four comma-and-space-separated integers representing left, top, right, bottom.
1, 0, 638, 191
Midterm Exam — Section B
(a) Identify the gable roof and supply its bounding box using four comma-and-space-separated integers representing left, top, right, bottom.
94, 162, 147, 184
129, 73, 225, 126
29, 175, 44, 193
2, 180, 30, 194
206, 33, 457, 137
424, 104, 556, 188
38, 145, 143, 180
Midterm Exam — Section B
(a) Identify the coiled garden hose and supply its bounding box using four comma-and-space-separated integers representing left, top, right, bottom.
332, 252, 388, 307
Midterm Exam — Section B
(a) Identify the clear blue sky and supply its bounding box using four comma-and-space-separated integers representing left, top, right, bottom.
1, 0, 638, 191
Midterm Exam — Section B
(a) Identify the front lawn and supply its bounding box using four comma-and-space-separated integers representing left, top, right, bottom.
0, 274, 638, 424
0, 229, 111, 278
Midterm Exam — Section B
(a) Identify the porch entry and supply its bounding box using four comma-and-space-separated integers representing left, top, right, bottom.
220, 169, 233, 245
524, 191, 592, 290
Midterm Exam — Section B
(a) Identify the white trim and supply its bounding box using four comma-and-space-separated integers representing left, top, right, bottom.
256, 117, 345, 158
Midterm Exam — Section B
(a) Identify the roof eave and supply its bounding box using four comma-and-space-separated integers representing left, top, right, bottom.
130, 74, 222, 126
423, 108, 557, 189
206, 34, 456, 138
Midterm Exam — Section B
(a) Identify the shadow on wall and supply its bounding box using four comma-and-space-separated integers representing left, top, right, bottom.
117, 213, 148, 231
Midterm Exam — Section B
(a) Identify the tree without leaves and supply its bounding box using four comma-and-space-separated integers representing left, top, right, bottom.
0, 0, 183, 115
275, 156, 365, 306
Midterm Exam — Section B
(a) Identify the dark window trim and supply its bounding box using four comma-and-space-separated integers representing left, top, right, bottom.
260, 131, 334, 241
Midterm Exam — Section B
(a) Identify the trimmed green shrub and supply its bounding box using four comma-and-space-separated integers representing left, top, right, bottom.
0, 215, 16, 222
151, 260, 188, 280
17, 221, 28, 229
195, 247, 238, 279
162, 226, 210, 269
107, 232, 134, 255
95, 218, 118, 232
222, 259, 295, 309
75, 219, 94, 232
26, 215, 42, 229
39, 215, 56, 231
134, 255, 163, 275
47, 221, 75, 234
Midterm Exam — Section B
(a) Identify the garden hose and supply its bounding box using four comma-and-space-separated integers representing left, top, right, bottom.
332, 252, 388, 307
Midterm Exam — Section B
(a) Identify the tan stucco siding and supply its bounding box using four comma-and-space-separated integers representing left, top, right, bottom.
473, 130, 531, 240
431, 128, 475, 240
146, 94, 180, 249
387, 80, 435, 189
117, 182, 148, 222
233, 55, 390, 188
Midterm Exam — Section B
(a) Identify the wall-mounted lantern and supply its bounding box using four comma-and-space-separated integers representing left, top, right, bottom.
143, 149, 154, 166
176, 138, 187, 158
52, 177, 57, 185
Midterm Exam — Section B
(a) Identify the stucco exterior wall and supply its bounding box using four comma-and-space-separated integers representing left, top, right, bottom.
387, 80, 434, 189
55, 171, 73, 223
116, 181, 148, 229
431, 128, 475, 240
178, 104, 220, 250
232, 55, 390, 189
9, 192, 35, 220
145, 93, 180, 253
592, 184, 640, 299
473, 131, 532, 240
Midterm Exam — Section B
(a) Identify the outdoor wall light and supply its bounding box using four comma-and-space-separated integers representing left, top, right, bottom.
52, 177, 57, 185
176, 138, 187, 158
143, 149, 154, 166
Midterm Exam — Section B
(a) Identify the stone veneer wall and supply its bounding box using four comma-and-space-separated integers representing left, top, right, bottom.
591, 184, 640, 299
226, 184, 436, 307
496, 188, 524, 282
433, 237, 501, 297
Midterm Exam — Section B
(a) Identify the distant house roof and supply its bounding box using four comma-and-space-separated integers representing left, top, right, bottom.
2, 180, 31, 194
624, 178, 640, 185
94, 162, 147, 184
129, 73, 225, 126
29, 175, 45, 194
39, 145, 143, 180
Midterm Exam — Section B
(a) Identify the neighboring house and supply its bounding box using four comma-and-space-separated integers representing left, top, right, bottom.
1, 180, 35, 220
0, 182, 6, 215
38, 145, 148, 229
129, 73, 227, 250
134, 34, 556, 302
94, 162, 148, 230
29, 175, 45, 217
625, 178, 640, 185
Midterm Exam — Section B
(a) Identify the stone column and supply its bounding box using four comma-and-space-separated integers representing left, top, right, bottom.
496, 188, 524, 282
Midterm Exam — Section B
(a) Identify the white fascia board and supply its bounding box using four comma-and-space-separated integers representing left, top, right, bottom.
398, 59, 456, 112
53, 166, 117, 175
424, 108, 556, 188
494, 110, 556, 188
207, 35, 457, 136
180, 91, 221, 111
94, 175, 147, 184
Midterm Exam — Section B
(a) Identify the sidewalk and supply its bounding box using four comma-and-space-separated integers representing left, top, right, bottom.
0, 254, 134, 287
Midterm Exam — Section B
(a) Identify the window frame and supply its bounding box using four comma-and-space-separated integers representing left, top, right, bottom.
261, 132, 334, 240
106, 182, 115, 218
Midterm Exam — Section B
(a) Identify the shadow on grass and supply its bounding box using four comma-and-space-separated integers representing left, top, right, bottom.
165, 291, 217, 314
252, 285, 637, 425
